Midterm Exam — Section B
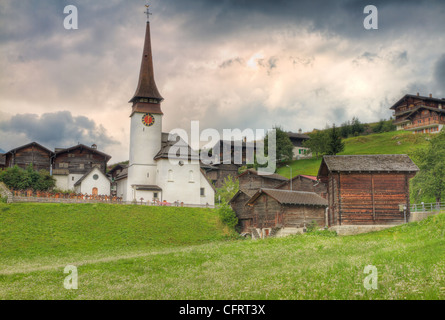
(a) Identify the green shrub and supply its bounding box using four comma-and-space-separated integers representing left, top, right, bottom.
217, 203, 238, 230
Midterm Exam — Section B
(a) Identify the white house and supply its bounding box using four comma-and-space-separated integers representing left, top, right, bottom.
74, 167, 111, 196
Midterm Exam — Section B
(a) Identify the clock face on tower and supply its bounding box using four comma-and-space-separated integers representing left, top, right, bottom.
141, 113, 155, 127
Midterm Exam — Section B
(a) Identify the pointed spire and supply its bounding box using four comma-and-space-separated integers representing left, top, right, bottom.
129, 13, 163, 105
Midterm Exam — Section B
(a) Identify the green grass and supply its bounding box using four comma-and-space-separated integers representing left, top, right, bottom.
0, 203, 444, 300
277, 131, 432, 178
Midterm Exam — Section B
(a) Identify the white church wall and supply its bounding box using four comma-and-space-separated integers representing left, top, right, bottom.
116, 178, 128, 200
53, 174, 68, 191
199, 170, 215, 206
156, 158, 213, 205
75, 168, 111, 196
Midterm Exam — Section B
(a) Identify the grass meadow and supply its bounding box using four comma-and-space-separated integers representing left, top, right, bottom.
276, 131, 432, 177
0, 203, 443, 300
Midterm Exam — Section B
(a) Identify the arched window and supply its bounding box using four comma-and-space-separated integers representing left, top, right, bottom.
168, 169, 173, 182
189, 170, 194, 182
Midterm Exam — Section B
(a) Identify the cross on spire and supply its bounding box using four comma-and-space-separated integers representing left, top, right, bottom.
144, 4, 152, 21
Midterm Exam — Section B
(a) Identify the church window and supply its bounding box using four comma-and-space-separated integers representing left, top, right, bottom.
189, 170, 194, 182
200, 188, 205, 197
168, 169, 173, 182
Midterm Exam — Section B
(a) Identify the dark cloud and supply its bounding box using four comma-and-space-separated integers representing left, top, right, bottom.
434, 54, 445, 90
0, 111, 119, 150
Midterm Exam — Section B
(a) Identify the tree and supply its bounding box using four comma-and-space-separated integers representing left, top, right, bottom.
326, 124, 345, 155
263, 125, 294, 164
215, 176, 239, 230
303, 129, 329, 158
410, 129, 445, 205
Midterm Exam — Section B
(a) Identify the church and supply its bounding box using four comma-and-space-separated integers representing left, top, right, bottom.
115, 9, 215, 206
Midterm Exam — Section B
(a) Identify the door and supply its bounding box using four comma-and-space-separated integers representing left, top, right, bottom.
92, 187, 98, 196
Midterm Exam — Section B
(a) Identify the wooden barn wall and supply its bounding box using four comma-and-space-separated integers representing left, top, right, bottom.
335, 172, 410, 225
282, 205, 326, 228
250, 194, 282, 229
249, 194, 326, 230
239, 174, 283, 192
231, 193, 251, 220
277, 177, 327, 197
7, 146, 51, 172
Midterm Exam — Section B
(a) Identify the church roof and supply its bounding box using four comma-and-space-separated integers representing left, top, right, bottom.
129, 21, 163, 103
154, 133, 200, 161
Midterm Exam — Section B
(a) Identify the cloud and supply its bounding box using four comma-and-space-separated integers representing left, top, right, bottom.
0, 111, 119, 152
434, 54, 445, 94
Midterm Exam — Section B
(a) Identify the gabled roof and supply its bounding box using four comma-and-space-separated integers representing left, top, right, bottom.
238, 168, 288, 181
390, 94, 445, 110
318, 155, 419, 177
4, 142, 54, 156
247, 188, 328, 206
55, 144, 111, 161
74, 167, 110, 187
228, 189, 257, 204
287, 132, 310, 140
154, 133, 200, 161
275, 174, 318, 189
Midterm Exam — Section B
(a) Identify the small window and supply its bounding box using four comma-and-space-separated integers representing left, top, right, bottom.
153, 192, 158, 199
93, 174, 99, 180
72, 177, 75, 181
200, 188, 205, 196
168, 169, 173, 182
189, 170, 194, 183
79, 163, 84, 169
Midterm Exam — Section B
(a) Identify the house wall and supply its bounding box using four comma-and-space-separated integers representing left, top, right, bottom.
116, 178, 128, 200
54, 149, 108, 175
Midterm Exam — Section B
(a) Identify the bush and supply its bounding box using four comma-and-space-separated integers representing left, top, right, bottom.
0, 165, 55, 191
217, 203, 238, 230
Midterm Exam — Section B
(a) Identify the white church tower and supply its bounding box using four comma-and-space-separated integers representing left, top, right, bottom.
118, 5, 215, 206
126, 6, 164, 202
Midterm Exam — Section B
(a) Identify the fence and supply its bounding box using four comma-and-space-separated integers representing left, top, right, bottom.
4, 188, 215, 208
410, 202, 445, 213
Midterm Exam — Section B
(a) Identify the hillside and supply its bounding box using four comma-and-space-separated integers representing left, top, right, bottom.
277, 131, 432, 178
0, 202, 443, 299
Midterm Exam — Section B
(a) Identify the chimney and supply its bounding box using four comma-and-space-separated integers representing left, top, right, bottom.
429, 93, 432, 98
91, 144, 97, 150
416, 92, 419, 96
298, 128, 302, 134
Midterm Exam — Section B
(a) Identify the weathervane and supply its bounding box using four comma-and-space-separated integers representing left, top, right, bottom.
144, 3, 152, 21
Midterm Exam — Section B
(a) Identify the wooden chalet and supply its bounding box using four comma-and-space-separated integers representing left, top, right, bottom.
2, 142, 53, 171
202, 163, 240, 188
52, 144, 111, 175
391, 93, 445, 133
244, 189, 328, 237
317, 155, 419, 227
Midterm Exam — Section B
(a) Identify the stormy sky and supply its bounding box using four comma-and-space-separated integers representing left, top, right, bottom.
0, 0, 444, 163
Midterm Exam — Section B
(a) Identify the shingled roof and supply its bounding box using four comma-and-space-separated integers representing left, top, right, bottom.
154, 133, 200, 161
238, 168, 288, 181
318, 154, 419, 176
247, 188, 328, 206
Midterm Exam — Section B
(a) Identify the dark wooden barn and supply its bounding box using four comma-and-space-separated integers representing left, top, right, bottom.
276, 174, 327, 198
317, 155, 419, 227
2, 142, 54, 171
243, 189, 328, 237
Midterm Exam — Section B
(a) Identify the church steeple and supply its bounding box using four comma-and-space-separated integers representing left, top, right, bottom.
129, 6, 163, 115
